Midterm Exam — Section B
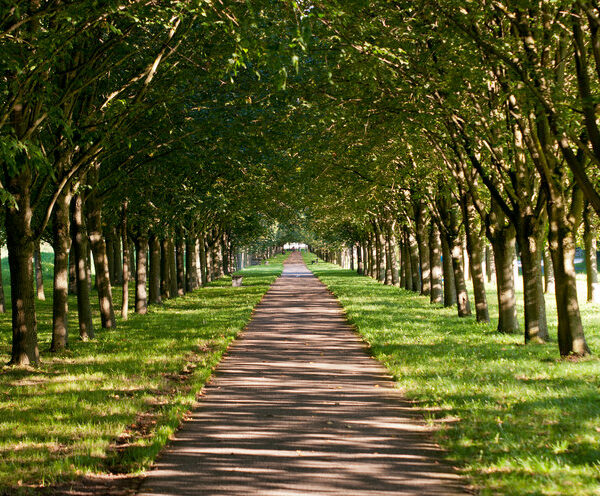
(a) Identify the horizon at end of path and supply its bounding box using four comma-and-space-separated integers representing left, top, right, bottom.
137, 251, 470, 496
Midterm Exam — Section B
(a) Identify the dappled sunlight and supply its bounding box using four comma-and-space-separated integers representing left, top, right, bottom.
307, 254, 600, 496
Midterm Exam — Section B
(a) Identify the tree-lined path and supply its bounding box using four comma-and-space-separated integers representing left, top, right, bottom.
138, 252, 466, 496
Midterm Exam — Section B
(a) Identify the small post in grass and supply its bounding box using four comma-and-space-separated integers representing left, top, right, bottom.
232, 274, 243, 287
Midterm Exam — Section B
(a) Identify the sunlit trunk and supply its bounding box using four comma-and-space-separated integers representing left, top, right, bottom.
450, 234, 471, 317
429, 223, 443, 304
185, 235, 199, 291
408, 228, 421, 292
583, 204, 600, 303
135, 235, 148, 314
543, 246, 555, 293
121, 203, 130, 320
34, 240, 45, 300
490, 226, 519, 333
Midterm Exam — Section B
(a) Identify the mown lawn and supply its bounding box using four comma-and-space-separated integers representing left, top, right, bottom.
303, 252, 600, 496
0, 254, 285, 493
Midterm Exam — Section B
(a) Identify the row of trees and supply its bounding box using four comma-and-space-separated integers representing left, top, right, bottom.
289, 1, 600, 357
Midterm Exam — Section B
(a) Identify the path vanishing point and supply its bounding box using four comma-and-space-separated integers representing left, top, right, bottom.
138, 252, 468, 495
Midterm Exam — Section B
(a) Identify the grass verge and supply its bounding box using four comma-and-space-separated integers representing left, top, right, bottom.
303, 252, 600, 496
0, 254, 285, 494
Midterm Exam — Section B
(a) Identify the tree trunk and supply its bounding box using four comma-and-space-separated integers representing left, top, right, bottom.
160, 238, 171, 300
50, 189, 73, 352
462, 196, 489, 323
87, 196, 116, 329
105, 232, 115, 286
0, 247, 5, 313
516, 227, 548, 343
429, 223, 443, 304
199, 234, 208, 285
414, 203, 431, 295
408, 228, 421, 292
357, 241, 364, 275
121, 203, 130, 320
185, 235, 199, 291
440, 231, 455, 307
176, 236, 185, 296
485, 244, 494, 283
169, 238, 178, 297
489, 226, 520, 333
450, 234, 471, 317
402, 232, 411, 290
71, 194, 94, 340
34, 240, 45, 300
113, 228, 123, 286
135, 236, 148, 314
6, 169, 39, 365
388, 228, 400, 286
68, 247, 77, 295
543, 246, 555, 293
583, 203, 600, 303
547, 195, 590, 355
149, 234, 162, 305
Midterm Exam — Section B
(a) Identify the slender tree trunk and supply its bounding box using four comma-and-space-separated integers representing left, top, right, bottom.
148, 234, 162, 305
450, 233, 471, 317
388, 227, 400, 286
50, 189, 73, 352
121, 202, 130, 320
547, 195, 590, 355
185, 235, 199, 291
0, 247, 5, 313
34, 240, 45, 300
462, 196, 489, 322
169, 238, 178, 297
543, 246, 555, 293
408, 228, 421, 292
6, 170, 39, 365
87, 196, 116, 329
583, 203, 600, 303
199, 234, 208, 285
402, 232, 411, 290
176, 236, 185, 296
516, 227, 548, 343
367, 235, 375, 278
71, 194, 94, 340
357, 241, 364, 275
485, 244, 494, 283
68, 248, 77, 295
440, 231, 455, 306
113, 228, 123, 286
489, 226, 520, 333
135, 236, 148, 314
105, 232, 115, 286
160, 239, 171, 299
429, 223, 443, 304
414, 203, 431, 296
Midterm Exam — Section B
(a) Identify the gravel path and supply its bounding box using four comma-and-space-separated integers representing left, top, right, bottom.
138, 252, 468, 495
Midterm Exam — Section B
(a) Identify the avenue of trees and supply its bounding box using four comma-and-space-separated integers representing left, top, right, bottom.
2, 0, 600, 364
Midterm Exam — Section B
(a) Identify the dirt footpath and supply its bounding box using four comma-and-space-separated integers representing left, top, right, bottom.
137, 252, 468, 495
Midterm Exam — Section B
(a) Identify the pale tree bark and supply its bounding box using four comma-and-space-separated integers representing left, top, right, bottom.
34, 240, 45, 300
134, 235, 148, 314
407, 227, 421, 292
414, 201, 431, 296
583, 202, 600, 303
121, 202, 130, 320
185, 234, 199, 291
543, 246, 555, 293
429, 223, 443, 304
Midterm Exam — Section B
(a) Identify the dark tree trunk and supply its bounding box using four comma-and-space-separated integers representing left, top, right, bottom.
489, 225, 520, 334
149, 234, 162, 305
87, 196, 116, 329
71, 194, 94, 340
429, 223, 443, 304
121, 203, 130, 320
105, 232, 115, 286
185, 235, 199, 291
0, 247, 5, 313
222, 233, 231, 276
135, 235, 148, 314
357, 241, 364, 275
176, 236, 185, 296
113, 228, 123, 286
440, 231, 456, 307
34, 240, 45, 300
6, 169, 39, 365
367, 235, 375, 278
50, 189, 73, 352
199, 234, 208, 285
583, 203, 600, 303
160, 238, 171, 300
388, 228, 400, 286
402, 232, 411, 290
169, 238, 178, 297
68, 247, 77, 295
414, 202, 431, 296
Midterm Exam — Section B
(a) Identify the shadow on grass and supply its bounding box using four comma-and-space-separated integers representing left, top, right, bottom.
304, 252, 600, 496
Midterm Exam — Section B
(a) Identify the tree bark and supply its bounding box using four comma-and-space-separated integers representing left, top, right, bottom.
490, 225, 520, 333
87, 196, 116, 329
408, 228, 421, 292
169, 238, 178, 297
160, 238, 171, 299
135, 235, 148, 314
414, 203, 431, 295
176, 236, 185, 296
34, 240, 45, 300
0, 247, 5, 313
450, 233, 471, 317
583, 203, 600, 303
388, 227, 400, 286
543, 246, 555, 293
429, 223, 443, 304
6, 169, 39, 365
50, 189, 73, 352
357, 241, 364, 275
199, 234, 208, 284
68, 247, 77, 295
440, 230, 455, 307
113, 228, 123, 286
149, 234, 162, 305
105, 231, 115, 286
485, 244, 494, 283
71, 194, 94, 340
185, 235, 199, 291
121, 202, 130, 320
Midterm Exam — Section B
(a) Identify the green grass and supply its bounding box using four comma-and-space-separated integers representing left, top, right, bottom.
0, 254, 286, 493
303, 252, 600, 496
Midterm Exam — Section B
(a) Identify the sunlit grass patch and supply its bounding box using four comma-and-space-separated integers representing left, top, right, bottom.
0, 254, 285, 492
304, 252, 600, 496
